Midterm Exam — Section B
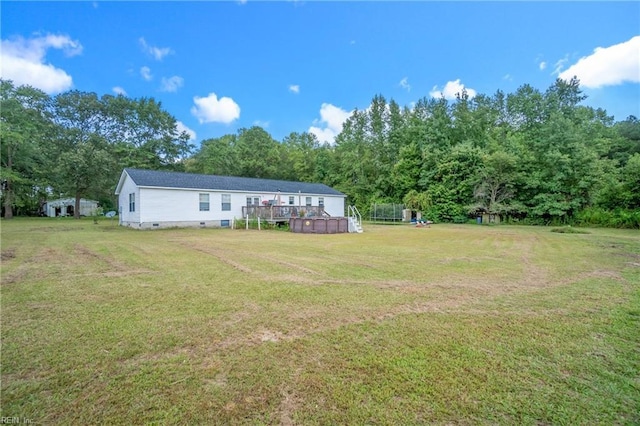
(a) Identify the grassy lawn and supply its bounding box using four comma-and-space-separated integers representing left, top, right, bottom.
1, 218, 639, 424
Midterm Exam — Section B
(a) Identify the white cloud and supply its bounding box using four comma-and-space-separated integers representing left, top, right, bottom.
399, 77, 411, 92
308, 103, 352, 144
253, 120, 270, 128
289, 84, 300, 94
176, 121, 196, 141
559, 36, 640, 88
429, 79, 477, 100
0, 33, 82, 94
191, 93, 240, 124
139, 37, 173, 61
160, 75, 184, 92
503, 74, 513, 81
140, 66, 153, 81
553, 56, 569, 76
539, 61, 547, 71
112, 86, 127, 96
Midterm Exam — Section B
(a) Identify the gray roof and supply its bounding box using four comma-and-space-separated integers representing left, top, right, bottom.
122, 168, 345, 196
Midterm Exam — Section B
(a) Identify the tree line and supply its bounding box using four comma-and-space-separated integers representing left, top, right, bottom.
1, 78, 639, 227
0, 80, 192, 218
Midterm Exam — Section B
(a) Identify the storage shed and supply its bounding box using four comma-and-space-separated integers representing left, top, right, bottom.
44, 198, 99, 217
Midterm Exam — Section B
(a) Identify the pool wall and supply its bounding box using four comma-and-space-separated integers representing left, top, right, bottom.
289, 217, 349, 234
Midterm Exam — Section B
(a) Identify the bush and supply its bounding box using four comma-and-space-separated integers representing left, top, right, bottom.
550, 226, 590, 234
576, 208, 640, 229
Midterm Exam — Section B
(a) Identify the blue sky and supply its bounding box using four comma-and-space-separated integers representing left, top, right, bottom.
2, 1, 639, 146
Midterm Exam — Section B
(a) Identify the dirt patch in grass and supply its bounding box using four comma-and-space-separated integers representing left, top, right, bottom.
1, 264, 29, 285
196, 263, 628, 352
1, 248, 16, 261
73, 244, 127, 270
67, 244, 153, 277
253, 254, 320, 275
3, 244, 153, 285
177, 241, 253, 273
583, 270, 624, 280
258, 330, 285, 343
29, 226, 82, 232
1, 247, 58, 285
78, 270, 156, 278
278, 386, 300, 426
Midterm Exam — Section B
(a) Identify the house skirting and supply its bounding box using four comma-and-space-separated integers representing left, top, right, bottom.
120, 220, 232, 229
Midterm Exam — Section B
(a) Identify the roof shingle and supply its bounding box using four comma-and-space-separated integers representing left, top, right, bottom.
124, 168, 345, 196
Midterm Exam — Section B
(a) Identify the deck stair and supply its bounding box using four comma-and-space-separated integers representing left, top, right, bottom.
348, 205, 363, 233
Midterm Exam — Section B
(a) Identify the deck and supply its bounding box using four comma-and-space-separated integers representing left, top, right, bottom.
241, 205, 327, 223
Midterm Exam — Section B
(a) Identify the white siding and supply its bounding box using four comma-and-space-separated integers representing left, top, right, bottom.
116, 170, 346, 228
137, 189, 345, 224
321, 196, 345, 217
139, 188, 240, 223
118, 175, 140, 224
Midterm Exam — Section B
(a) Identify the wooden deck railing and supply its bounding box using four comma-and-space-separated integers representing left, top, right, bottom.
241, 205, 327, 221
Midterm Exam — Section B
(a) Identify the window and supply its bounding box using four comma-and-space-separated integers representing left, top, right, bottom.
221, 220, 230, 228
199, 193, 210, 211
254, 197, 260, 206
289, 196, 295, 205
319, 197, 325, 208
129, 193, 135, 212
306, 196, 312, 207
221, 194, 231, 211
246, 196, 252, 206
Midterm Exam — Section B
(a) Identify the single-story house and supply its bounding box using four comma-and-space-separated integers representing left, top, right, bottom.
44, 198, 99, 217
114, 168, 347, 229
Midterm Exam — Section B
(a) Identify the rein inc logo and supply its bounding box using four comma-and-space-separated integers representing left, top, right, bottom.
0, 418, 34, 424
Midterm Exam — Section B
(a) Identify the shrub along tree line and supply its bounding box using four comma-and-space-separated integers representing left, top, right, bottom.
2, 78, 639, 227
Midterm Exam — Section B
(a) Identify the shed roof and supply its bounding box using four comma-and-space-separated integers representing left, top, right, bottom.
116, 168, 345, 196
44, 198, 98, 206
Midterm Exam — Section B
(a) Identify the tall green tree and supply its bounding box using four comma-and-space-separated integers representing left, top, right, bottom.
186, 134, 239, 176
425, 142, 483, 221
469, 150, 520, 216
0, 80, 52, 218
516, 81, 610, 220
610, 115, 640, 165
51, 91, 114, 218
236, 126, 281, 179
391, 141, 421, 200
333, 109, 379, 209
280, 131, 321, 182
104, 95, 193, 170
621, 153, 640, 209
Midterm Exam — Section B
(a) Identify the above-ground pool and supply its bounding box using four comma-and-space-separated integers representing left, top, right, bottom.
289, 217, 349, 234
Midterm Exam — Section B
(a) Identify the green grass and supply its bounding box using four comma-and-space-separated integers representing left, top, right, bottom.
1, 218, 639, 424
